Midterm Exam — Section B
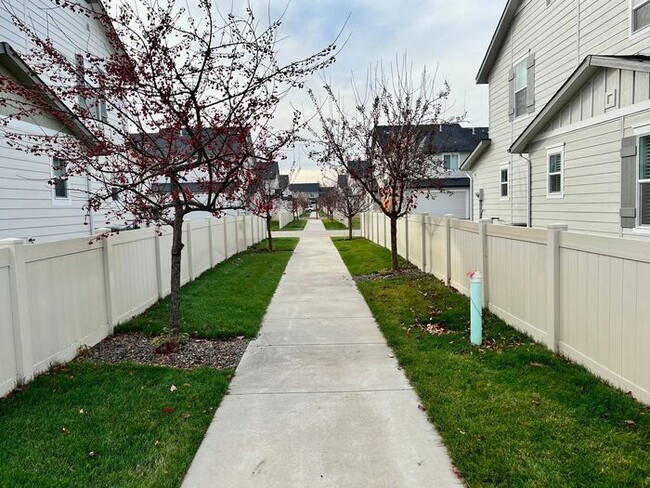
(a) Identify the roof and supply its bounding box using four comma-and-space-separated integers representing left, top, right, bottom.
288, 183, 320, 194
409, 177, 470, 189
377, 124, 489, 154
0, 42, 97, 144
476, 0, 521, 84
262, 161, 279, 180
460, 139, 491, 171
510, 55, 650, 154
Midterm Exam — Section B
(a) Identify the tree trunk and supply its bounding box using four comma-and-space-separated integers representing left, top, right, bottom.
390, 216, 399, 272
169, 208, 185, 336
348, 216, 353, 240
266, 214, 274, 252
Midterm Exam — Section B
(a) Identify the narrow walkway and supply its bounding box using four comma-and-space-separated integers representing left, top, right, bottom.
182, 219, 461, 487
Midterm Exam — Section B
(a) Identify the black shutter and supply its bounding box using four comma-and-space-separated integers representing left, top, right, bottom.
620, 136, 637, 229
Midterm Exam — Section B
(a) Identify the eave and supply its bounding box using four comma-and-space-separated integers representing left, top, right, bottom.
510, 55, 650, 154
476, 0, 521, 84
460, 139, 491, 171
0, 42, 98, 146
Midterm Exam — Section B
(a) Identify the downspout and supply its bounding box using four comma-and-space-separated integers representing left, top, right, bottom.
465, 171, 474, 220
86, 171, 95, 235
519, 153, 533, 228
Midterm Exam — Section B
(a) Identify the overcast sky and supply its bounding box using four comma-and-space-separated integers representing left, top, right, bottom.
242, 1, 505, 183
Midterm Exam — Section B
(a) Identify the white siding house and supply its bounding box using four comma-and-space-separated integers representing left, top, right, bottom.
462, 0, 650, 237
0, 0, 117, 242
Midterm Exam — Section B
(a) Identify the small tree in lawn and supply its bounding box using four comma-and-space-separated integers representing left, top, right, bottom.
337, 173, 370, 240
248, 170, 282, 252
310, 58, 454, 271
0, 0, 336, 343
291, 192, 307, 220
319, 186, 339, 220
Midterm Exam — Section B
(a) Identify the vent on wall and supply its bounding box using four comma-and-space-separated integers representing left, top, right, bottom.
605, 89, 618, 110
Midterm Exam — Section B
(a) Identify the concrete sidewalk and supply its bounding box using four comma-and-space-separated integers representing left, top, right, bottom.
182, 219, 461, 487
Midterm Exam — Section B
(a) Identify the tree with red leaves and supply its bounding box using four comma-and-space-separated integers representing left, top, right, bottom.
248, 171, 282, 252
337, 173, 370, 240
319, 186, 339, 220
310, 58, 455, 271
0, 0, 336, 340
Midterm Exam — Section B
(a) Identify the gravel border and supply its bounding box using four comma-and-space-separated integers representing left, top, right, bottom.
354, 267, 424, 282
82, 332, 250, 369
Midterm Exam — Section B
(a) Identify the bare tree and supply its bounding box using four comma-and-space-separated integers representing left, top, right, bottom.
309, 57, 455, 270
319, 186, 339, 220
0, 0, 336, 341
337, 173, 370, 240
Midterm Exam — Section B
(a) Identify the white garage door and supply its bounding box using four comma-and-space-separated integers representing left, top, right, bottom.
413, 189, 469, 219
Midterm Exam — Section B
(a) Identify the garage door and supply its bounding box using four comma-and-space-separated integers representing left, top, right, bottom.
413, 189, 469, 219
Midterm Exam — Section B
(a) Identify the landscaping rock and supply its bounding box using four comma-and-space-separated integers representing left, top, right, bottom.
83, 332, 249, 369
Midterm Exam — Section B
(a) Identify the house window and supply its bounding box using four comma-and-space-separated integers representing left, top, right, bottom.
513, 58, 528, 117
442, 153, 459, 171
52, 158, 69, 199
547, 146, 564, 197
111, 186, 120, 202
632, 0, 650, 33
500, 165, 509, 199
639, 135, 650, 226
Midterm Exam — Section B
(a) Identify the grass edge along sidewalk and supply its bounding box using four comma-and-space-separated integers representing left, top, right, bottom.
332, 237, 650, 487
0, 238, 298, 488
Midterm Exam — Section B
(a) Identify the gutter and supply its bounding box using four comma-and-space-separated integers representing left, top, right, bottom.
460, 139, 491, 171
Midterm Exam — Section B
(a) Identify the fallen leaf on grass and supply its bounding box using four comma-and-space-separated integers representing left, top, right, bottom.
162, 407, 174, 414
170, 385, 177, 392
62, 427, 71, 435
530, 362, 545, 368
79, 408, 85, 415
625, 419, 636, 426
532, 400, 541, 407
182, 412, 192, 419
418, 404, 426, 412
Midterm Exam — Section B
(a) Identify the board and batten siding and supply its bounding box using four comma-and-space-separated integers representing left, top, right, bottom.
471, 0, 650, 229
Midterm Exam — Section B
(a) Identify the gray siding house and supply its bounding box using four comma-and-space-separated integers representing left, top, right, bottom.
462, 0, 650, 238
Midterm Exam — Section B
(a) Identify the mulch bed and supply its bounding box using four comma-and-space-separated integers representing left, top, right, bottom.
354, 267, 424, 282
82, 332, 250, 369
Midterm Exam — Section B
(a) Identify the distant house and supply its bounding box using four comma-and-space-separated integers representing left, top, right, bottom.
0, 1, 120, 242
374, 124, 488, 219
462, 0, 650, 237
288, 183, 320, 206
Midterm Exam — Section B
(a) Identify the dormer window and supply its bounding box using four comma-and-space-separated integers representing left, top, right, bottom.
442, 153, 459, 171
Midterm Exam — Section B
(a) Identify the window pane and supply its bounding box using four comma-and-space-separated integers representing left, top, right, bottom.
444, 153, 459, 171
514, 59, 527, 91
640, 136, 650, 180
501, 168, 508, 183
634, 2, 650, 32
53, 159, 68, 198
515, 89, 527, 116
549, 153, 562, 173
641, 182, 650, 225
501, 183, 508, 197
549, 174, 561, 193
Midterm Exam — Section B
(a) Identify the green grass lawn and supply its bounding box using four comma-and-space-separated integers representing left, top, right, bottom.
0, 238, 298, 487
0, 362, 230, 488
321, 218, 347, 230
350, 215, 360, 230
119, 238, 298, 339
271, 218, 307, 231
333, 237, 650, 487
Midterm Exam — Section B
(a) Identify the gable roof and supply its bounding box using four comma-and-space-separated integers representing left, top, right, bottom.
376, 124, 488, 154
459, 138, 491, 171
510, 55, 650, 154
476, 0, 521, 84
288, 182, 320, 194
0, 42, 97, 144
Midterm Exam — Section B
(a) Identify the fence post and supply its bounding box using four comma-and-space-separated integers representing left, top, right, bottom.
444, 214, 453, 286
208, 218, 216, 267
479, 219, 491, 308
186, 221, 194, 281
154, 229, 165, 299
223, 217, 229, 258
546, 224, 567, 353
1, 239, 34, 383
383, 214, 387, 247
420, 214, 428, 272
97, 230, 116, 332
404, 215, 409, 262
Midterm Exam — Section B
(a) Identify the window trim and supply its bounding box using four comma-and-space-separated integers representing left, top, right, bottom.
51, 157, 72, 205
512, 54, 529, 119
546, 144, 565, 199
629, 0, 650, 37
637, 132, 650, 227
499, 163, 510, 201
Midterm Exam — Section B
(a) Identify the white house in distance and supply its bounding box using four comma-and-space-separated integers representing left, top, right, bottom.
0, 0, 118, 243
462, 0, 650, 238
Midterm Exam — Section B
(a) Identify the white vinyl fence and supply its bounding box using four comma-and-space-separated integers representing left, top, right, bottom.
277, 211, 294, 229
0, 215, 265, 397
361, 212, 650, 404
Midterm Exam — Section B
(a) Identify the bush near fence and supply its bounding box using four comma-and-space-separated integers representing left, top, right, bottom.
0, 215, 266, 397
361, 212, 650, 405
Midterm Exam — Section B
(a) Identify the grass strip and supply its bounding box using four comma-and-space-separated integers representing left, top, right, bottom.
333, 237, 650, 487
321, 218, 347, 230
0, 362, 230, 488
271, 218, 307, 231
118, 238, 298, 339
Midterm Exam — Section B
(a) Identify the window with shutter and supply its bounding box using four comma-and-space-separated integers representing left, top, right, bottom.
513, 58, 528, 117
639, 135, 650, 226
547, 146, 564, 198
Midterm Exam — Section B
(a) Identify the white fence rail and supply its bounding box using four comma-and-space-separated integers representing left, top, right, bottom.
361, 212, 650, 404
0, 215, 265, 397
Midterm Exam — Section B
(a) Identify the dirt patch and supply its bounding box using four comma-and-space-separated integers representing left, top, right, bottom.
82, 332, 249, 369
354, 267, 424, 282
